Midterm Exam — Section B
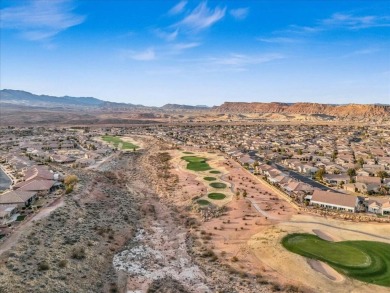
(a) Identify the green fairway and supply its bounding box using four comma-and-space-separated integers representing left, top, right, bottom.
182, 151, 194, 154
282, 233, 390, 287
210, 182, 227, 189
204, 177, 217, 181
181, 156, 211, 171
210, 170, 221, 174
101, 136, 138, 150
208, 193, 226, 200
197, 199, 210, 206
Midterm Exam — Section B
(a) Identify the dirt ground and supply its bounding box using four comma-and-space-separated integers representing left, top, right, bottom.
169, 147, 390, 293
169, 149, 301, 289
249, 214, 390, 293
2, 136, 389, 293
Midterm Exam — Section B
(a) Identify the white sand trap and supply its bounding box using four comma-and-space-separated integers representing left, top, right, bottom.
313, 229, 341, 242
308, 259, 345, 282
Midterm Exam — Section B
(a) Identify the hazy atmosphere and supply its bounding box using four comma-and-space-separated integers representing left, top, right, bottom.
1, 0, 389, 106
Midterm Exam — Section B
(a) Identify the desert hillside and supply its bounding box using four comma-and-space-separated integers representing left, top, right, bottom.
214, 102, 390, 118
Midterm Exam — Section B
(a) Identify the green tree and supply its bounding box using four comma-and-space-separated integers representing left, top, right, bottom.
347, 168, 356, 177
357, 157, 365, 167
331, 150, 338, 161
377, 171, 389, 180
315, 168, 325, 181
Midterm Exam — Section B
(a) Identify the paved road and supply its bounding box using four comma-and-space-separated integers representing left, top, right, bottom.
247, 151, 340, 193
273, 163, 341, 193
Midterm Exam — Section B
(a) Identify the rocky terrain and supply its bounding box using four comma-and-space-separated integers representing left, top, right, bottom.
1, 90, 389, 124
0, 138, 283, 293
0, 155, 142, 293
214, 102, 390, 119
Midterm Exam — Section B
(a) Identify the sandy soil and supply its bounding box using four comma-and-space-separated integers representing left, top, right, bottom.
312, 229, 341, 242
170, 150, 234, 206
169, 149, 300, 288
0, 197, 64, 257
307, 259, 344, 282
248, 214, 390, 293
170, 147, 390, 293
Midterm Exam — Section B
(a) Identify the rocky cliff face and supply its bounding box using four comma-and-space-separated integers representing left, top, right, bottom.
213, 102, 390, 118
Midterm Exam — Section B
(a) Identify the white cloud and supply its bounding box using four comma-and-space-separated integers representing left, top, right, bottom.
171, 42, 201, 51
175, 2, 226, 32
0, 0, 85, 41
257, 37, 298, 43
130, 48, 156, 61
322, 13, 390, 30
342, 47, 381, 58
229, 8, 249, 20
211, 53, 285, 67
168, 1, 187, 15
287, 13, 390, 34
153, 28, 178, 41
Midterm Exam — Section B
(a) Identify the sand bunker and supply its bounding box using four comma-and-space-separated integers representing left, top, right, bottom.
307, 259, 344, 282
313, 229, 341, 242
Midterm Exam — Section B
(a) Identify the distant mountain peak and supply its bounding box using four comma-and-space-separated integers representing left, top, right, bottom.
0, 89, 140, 109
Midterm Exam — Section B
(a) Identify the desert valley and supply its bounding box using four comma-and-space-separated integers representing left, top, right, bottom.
0, 90, 390, 292
1, 1, 389, 292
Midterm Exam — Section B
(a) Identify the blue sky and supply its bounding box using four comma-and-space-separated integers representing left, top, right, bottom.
1, 0, 389, 106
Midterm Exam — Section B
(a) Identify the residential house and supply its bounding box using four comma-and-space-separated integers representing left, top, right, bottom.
0, 190, 37, 208
307, 190, 360, 213
0, 205, 17, 224
323, 174, 350, 185
13, 179, 55, 195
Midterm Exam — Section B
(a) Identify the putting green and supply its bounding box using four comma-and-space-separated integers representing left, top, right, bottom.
208, 193, 226, 200
102, 135, 138, 150
182, 151, 194, 154
204, 177, 217, 181
210, 182, 227, 189
282, 233, 390, 287
181, 156, 211, 171
210, 170, 221, 174
197, 199, 210, 206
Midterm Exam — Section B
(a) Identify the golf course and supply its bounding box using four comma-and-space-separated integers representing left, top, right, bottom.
282, 233, 390, 287
210, 182, 227, 189
208, 193, 226, 200
101, 135, 138, 150
180, 152, 233, 206
181, 156, 212, 171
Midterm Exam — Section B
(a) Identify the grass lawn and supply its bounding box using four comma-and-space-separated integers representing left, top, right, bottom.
282, 233, 390, 287
210, 170, 221, 174
181, 156, 211, 171
197, 199, 210, 206
101, 135, 138, 150
210, 182, 227, 189
208, 193, 226, 200
16, 215, 26, 221
204, 177, 217, 181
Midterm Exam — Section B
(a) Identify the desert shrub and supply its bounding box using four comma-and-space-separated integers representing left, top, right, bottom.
64, 175, 78, 186
272, 284, 282, 292
231, 256, 239, 262
71, 246, 86, 259
58, 259, 67, 268
38, 261, 50, 271
65, 185, 73, 194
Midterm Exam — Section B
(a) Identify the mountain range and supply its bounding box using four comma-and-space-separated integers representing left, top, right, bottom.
1, 89, 389, 119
